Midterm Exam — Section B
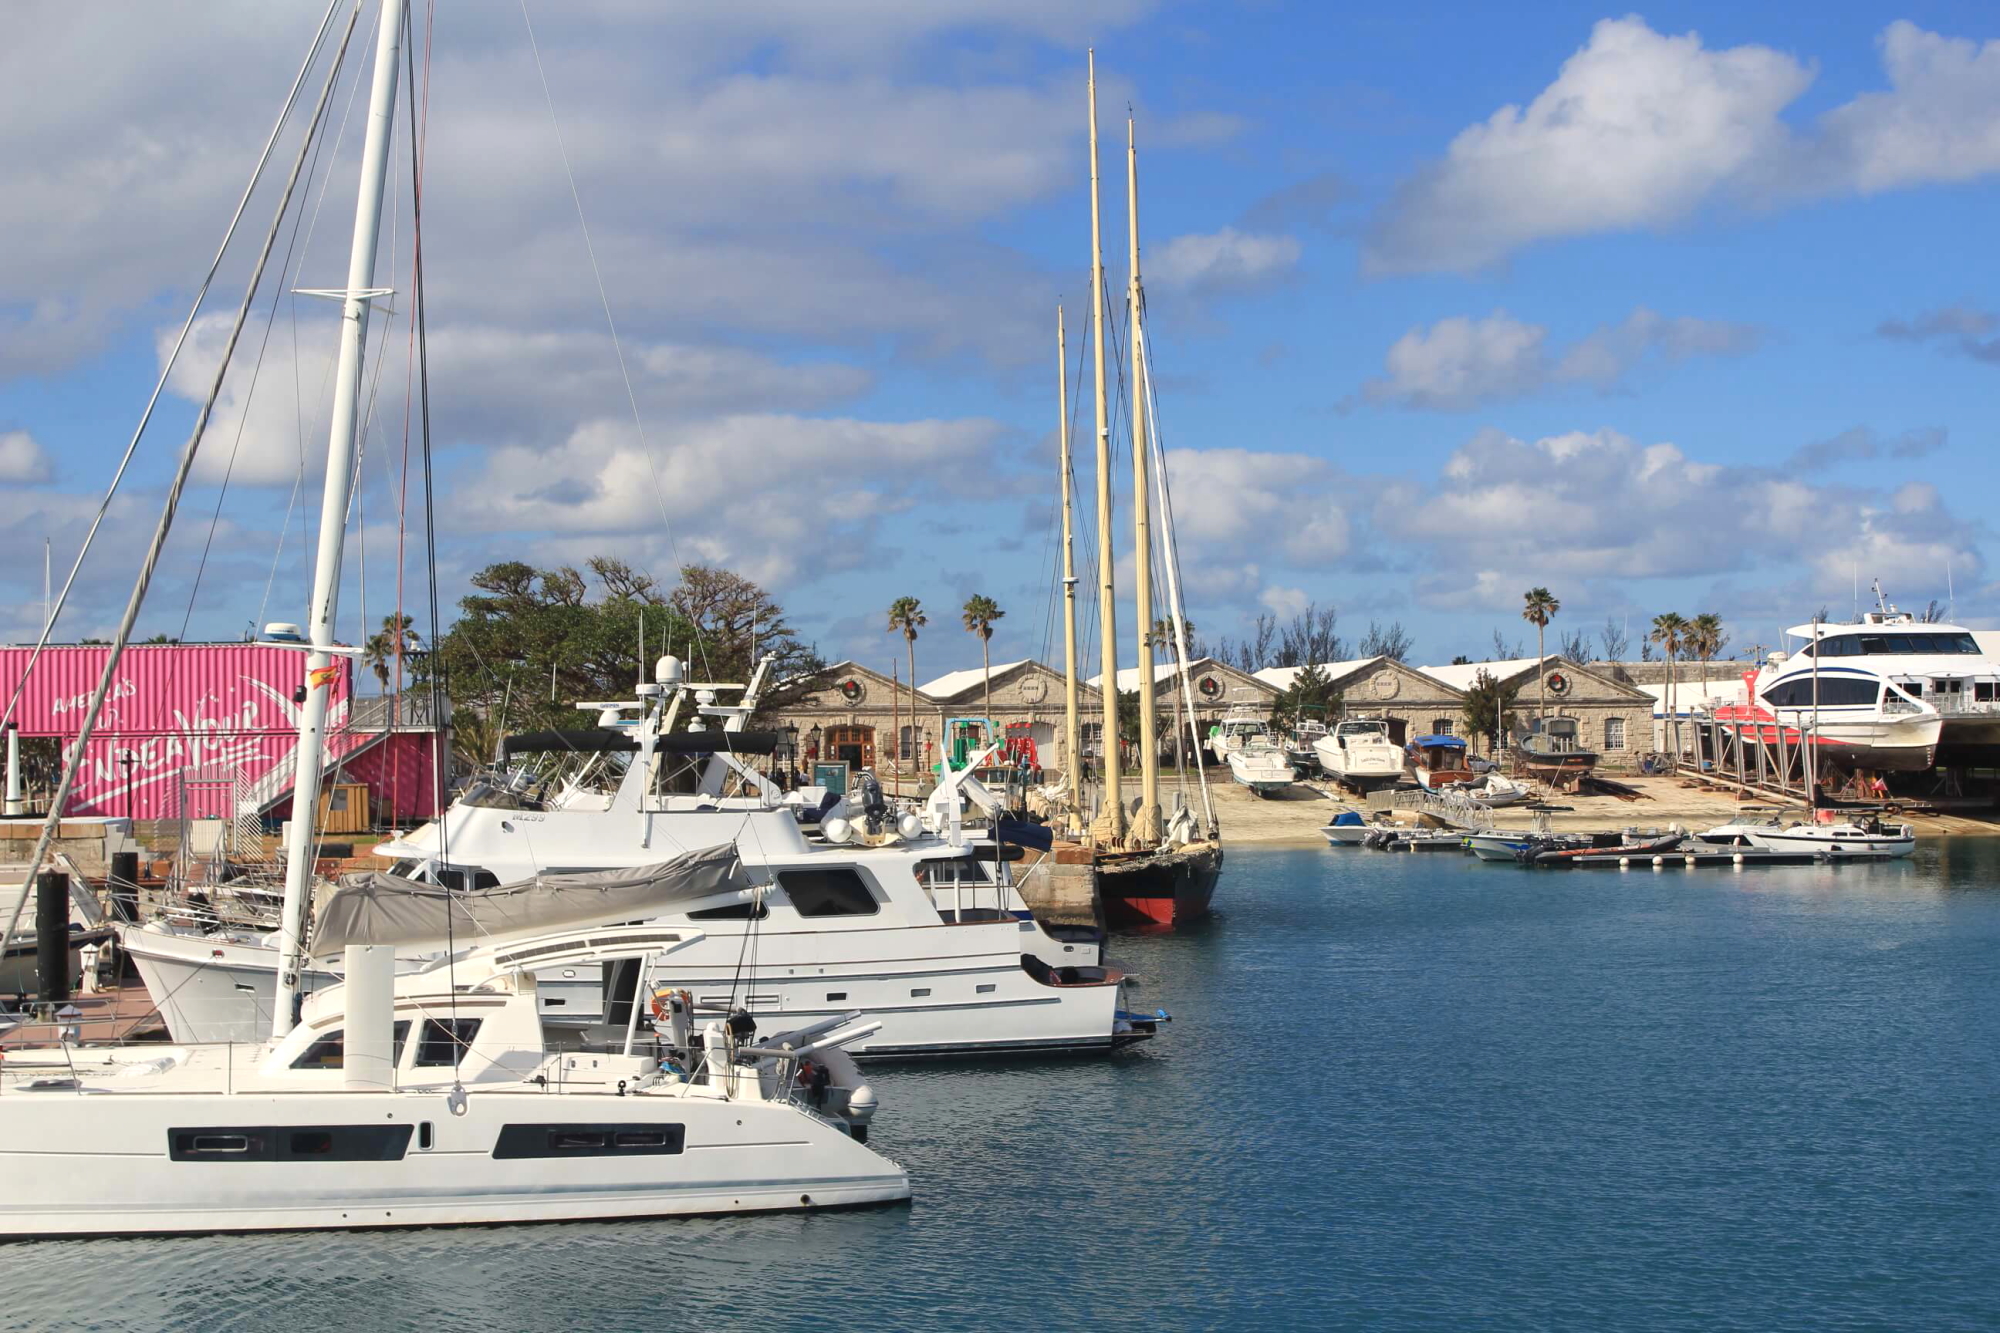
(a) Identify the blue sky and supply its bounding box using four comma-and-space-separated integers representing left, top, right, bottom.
4, 1, 1999, 683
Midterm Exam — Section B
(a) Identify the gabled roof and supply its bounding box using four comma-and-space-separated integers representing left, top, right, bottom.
1086, 656, 1276, 699
1418, 657, 1543, 694
1421, 655, 1652, 703
919, 659, 1033, 700
809, 660, 938, 704
1253, 658, 1382, 691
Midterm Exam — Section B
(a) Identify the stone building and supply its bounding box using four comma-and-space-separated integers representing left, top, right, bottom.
1419, 656, 1654, 767
1089, 657, 1279, 760
1255, 656, 1470, 743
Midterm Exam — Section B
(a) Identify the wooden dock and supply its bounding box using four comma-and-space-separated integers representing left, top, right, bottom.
1, 985, 167, 1048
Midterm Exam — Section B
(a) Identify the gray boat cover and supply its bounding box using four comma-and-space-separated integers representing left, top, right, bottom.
309, 843, 748, 955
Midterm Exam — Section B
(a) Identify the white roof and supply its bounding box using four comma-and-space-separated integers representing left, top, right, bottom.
1253, 658, 1381, 691
1417, 658, 1543, 694
918, 660, 1032, 700
1085, 661, 1180, 691
1632, 680, 1746, 715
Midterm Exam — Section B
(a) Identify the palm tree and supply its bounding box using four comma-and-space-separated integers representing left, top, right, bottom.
1651, 612, 1688, 756
1687, 613, 1726, 693
961, 594, 1004, 721
1521, 588, 1560, 717
887, 596, 926, 771
363, 613, 421, 695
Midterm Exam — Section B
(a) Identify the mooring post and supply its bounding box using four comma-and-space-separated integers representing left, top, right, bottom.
109, 850, 140, 925
36, 870, 69, 1005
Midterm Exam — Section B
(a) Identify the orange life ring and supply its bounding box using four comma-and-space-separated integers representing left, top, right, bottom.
648, 987, 692, 1021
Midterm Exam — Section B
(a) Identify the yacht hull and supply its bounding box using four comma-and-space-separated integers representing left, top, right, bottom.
0, 1089, 908, 1237
1097, 841, 1222, 929
121, 920, 1132, 1058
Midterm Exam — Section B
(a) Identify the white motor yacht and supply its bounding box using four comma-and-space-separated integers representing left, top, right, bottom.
0, 894, 908, 1236
123, 668, 1151, 1059
1312, 719, 1405, 792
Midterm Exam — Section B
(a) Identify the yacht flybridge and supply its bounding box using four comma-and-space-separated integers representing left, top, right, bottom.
0, 897, 909, 1236
124, 656, 1154, 1058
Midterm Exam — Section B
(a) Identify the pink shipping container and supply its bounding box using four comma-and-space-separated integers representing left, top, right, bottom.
0, 644, 442, 824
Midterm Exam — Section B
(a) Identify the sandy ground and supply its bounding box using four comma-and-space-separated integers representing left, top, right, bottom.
1206, 773, 1997, 845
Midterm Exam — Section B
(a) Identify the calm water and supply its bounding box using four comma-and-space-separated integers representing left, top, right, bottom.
8, 843, 2000, 1331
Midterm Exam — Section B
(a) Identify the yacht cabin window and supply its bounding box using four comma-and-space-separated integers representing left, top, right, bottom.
414, 1018, 482, 1067
435, 867, 502, 892
777, 868, 881, 918
290, 1021, 413, 1070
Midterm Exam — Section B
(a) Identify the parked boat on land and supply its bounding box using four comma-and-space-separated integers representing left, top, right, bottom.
1407, 735, 1473, 791
1283, 720, 1325, 775
1226, 742, 1295, 796
1515, 717, 1598, 784
1313, 719, 1405, 792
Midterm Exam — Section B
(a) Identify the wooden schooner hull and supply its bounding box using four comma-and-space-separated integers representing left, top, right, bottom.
1096, 840, 1222, 929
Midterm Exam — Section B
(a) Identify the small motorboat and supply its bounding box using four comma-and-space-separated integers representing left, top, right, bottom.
1515, 716, 1598, 785
1407, 735, 1473, 791
1469, 772, 1532, 808
1284, 720, 1327, 775
1227, 742, 1295, 797
1518, 829, 1685, 866
1320, 810, 1371, 846
1314, 719, 1406, 792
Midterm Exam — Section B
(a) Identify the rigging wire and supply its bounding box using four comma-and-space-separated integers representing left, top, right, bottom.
0, 1, 367, 961
0, 0, 346, 732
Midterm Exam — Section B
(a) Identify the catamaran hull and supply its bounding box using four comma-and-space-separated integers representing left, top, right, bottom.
1714, 708, 1941, 772
1097, 841, 1222, 929
120, 921, 1132, 1058
0, 1091, 909, 1238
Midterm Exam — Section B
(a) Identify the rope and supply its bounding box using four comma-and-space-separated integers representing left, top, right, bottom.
0, 2, 366, 965
0, 0, 346, 732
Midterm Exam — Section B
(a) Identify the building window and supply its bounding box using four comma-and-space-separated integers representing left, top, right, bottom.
1430, 719, 1453, 736
899, 725, 920, 761
1081, 722, 1103, 756
1604, 717, 1626, 750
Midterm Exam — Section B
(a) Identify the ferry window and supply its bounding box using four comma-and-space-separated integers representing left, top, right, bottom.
1812, 636, 1856, 657
1979, 683, 1997, 702
290, 1021, 411, 1070
1858, 636, 1889, 654
777, 868, 880, 918
414, 1018, 482, 1067
1950, 634, 1979, 654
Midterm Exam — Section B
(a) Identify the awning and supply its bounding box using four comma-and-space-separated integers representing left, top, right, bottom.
310, 843, 749, 956
500, 728, 639, 759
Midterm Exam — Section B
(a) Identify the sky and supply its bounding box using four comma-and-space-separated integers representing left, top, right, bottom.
4, 1, 2000, 685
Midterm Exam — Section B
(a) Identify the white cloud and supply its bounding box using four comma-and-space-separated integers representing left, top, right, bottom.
1148, 228, 1300, 293
1375, 426, 1982, 611
1365, 18, 2000, 274
1361, 307, 1759, 410
450, 412, 1007, 588
1160, 446, 1349, 564
0, 431, 53, 484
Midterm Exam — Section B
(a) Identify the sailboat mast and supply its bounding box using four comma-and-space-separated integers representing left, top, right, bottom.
1058, 306, 1083, 825
272, 0, 407, 1040
1086, 51, 1124, 843
1127, 115, 1160, 845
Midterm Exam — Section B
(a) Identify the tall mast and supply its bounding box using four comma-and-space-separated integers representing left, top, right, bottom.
1086, 51, 1124, 844
272, 0, 407, 1040
1127, 115, 1160, 846
1057, 305, 1083, 828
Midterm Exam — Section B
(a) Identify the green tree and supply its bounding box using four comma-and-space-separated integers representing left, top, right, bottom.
1459, 668, 1521, 756
1271, 662, 1340, 735
432, 559, 818, 769
1651, 611, 1689, 755
1522, 587, 1560, 717
961, 594, 1004, 720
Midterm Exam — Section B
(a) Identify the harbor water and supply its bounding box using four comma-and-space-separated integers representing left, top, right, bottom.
5, 843, 1998, 1330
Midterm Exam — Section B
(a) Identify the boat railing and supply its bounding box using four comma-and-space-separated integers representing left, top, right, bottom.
1919, 692, 2000, 717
